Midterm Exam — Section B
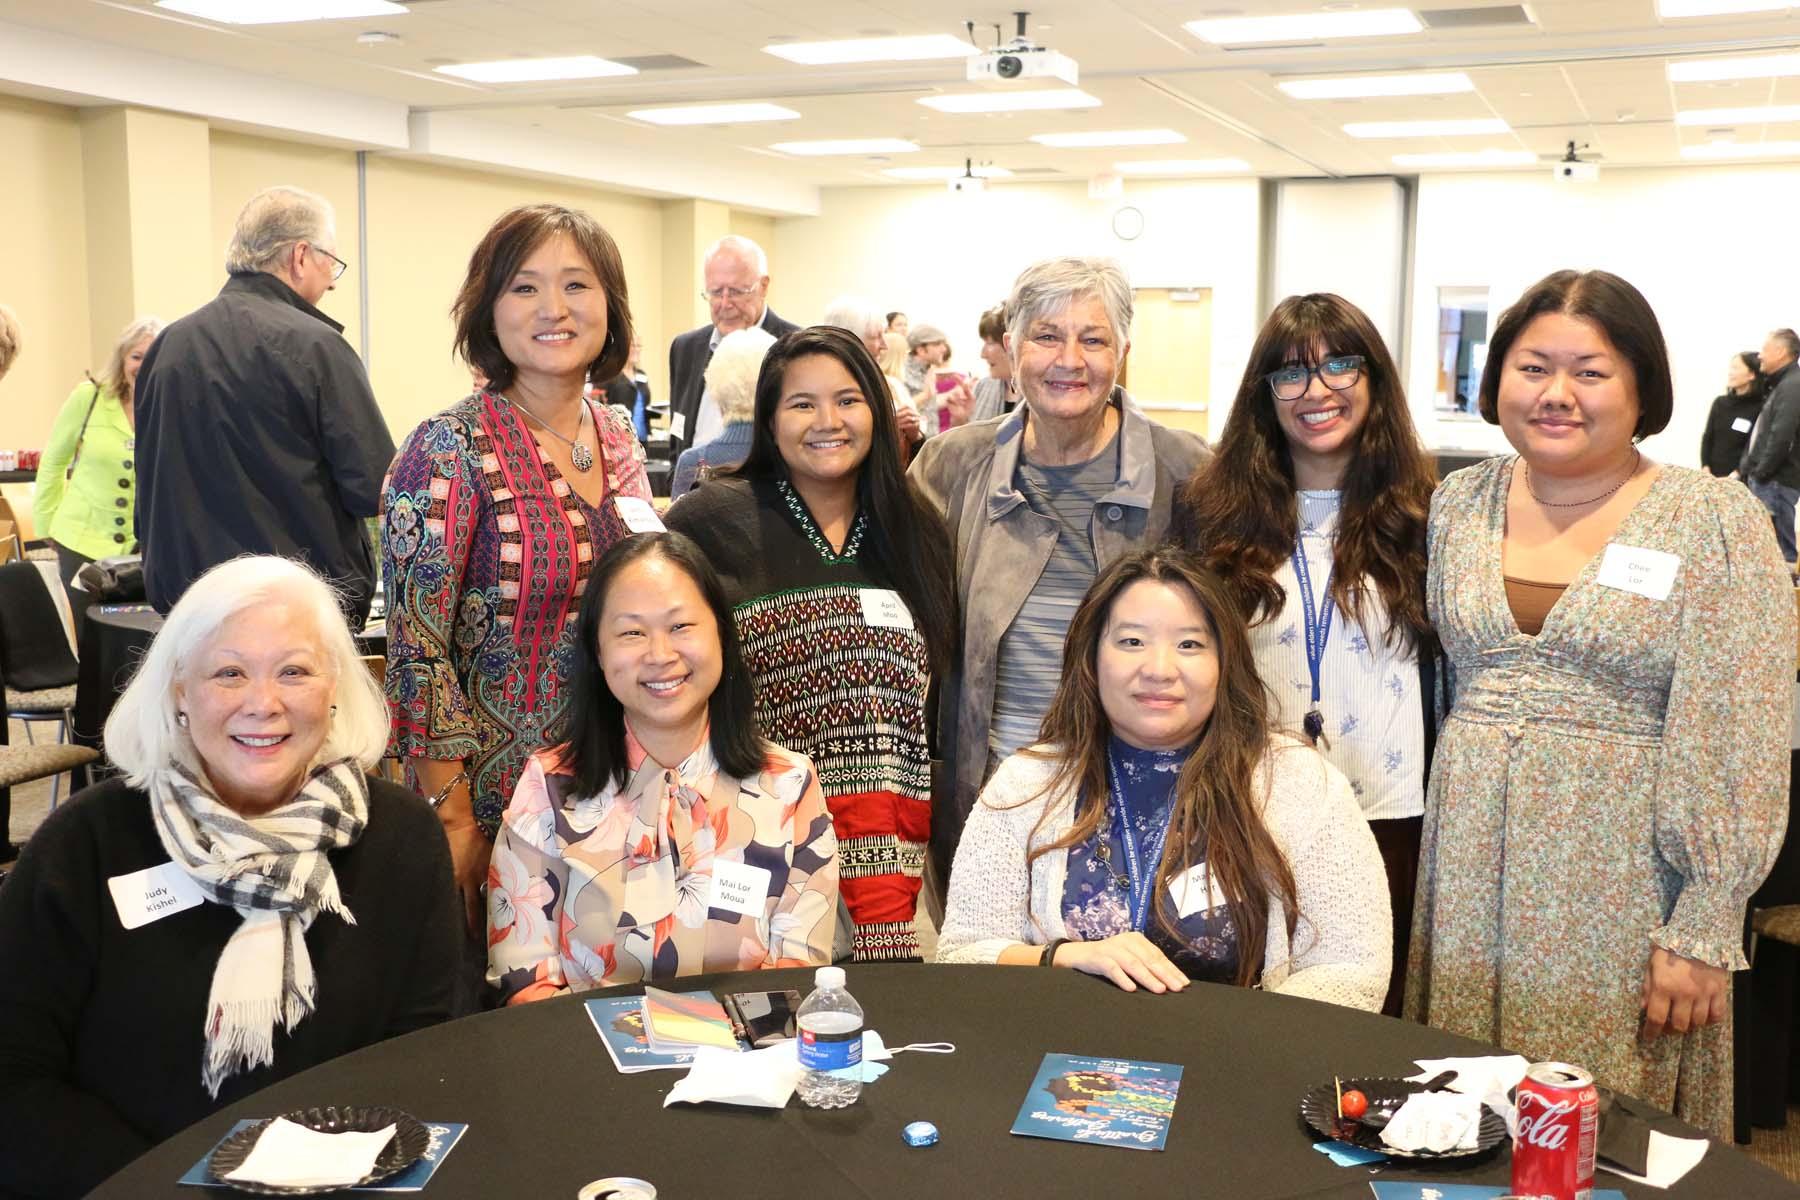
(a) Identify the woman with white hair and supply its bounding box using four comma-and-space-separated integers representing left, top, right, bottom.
669, 326, 775, 496
34, 315, 163, 599
0, 556, 459, 1200
909, 256, 1211, 900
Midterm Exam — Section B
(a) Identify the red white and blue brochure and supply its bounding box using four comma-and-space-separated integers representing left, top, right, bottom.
1370, 1186, 1628, 1199
584, 994, 697, 1073
1009, 1052, 1182, 1151
179, 1121, 467, 1191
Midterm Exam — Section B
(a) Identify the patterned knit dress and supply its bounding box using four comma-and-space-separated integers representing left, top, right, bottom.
666, 476, 933, 960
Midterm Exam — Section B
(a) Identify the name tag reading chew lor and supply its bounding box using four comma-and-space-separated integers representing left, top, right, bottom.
108, 862, 205, 930
1595, 543, 1680, 602
614, 497, 666, 534
859, 589, 915, 631
708, 860, 772, 916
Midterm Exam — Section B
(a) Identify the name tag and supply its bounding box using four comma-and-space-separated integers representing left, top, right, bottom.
1168, 862, 1230, 920
1595, 543, 1680, 602
108, 862, 205, 930
614, 496, 665, 533
667, 412, 687, 441
708, 860, 772, 916
1732, 417, 1753, 433
859, 588, 914, 631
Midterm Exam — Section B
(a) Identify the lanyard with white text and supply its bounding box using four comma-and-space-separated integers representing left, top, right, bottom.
1291, 540, 1334, 746
1106, 748, 1170, 932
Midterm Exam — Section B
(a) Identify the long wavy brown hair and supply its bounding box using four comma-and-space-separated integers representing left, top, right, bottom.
1019, 548, 1298, 988
1173, 294, 1435, 649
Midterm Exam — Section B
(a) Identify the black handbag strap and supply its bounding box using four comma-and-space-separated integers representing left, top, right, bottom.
65, 376, 103, 481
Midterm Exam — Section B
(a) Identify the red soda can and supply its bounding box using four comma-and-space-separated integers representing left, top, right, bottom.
1512, 1061, 1599, 1200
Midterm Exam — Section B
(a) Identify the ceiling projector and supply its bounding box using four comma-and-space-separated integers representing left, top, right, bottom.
967, 42, 1079, 86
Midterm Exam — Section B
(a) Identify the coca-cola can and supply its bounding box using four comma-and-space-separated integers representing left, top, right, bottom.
1512, 1061, 1599, 1200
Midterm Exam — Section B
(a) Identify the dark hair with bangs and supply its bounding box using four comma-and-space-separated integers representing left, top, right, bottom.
451, 204, 633, 394
728, 325, 959, 674
1478, 270, 1672, 438
1174, 293, 1436, 648
554, 532, 764, 795
1019, 547, 1298, 989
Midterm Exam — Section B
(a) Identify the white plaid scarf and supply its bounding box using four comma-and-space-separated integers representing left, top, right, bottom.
149, 757, 368, 1097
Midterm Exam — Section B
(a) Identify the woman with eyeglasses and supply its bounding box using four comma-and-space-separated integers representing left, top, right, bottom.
1173, 294, 1437, 1015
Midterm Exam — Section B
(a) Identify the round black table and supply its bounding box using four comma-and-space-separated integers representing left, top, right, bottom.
90, 965, 1796, 1199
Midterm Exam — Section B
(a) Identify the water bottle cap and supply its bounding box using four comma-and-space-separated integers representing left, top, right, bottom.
815, 966, 846, 989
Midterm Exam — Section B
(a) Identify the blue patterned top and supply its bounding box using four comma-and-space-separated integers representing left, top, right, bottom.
1060, 736, 1241, 983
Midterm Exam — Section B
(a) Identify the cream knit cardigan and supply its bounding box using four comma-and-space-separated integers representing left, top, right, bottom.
935, 735, 1392, 1012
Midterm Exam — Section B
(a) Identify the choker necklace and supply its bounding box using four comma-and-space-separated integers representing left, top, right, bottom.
1525, 447, 1640, 508
503, 393, 593, 472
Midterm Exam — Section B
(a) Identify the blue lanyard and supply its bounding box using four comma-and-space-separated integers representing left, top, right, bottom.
1106, 748, 1171, 931
1291, 540, 1335, 743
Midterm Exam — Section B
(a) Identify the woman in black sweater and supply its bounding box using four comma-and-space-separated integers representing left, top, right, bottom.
0, 557, 459, 1200
1699, 349, 1765, 476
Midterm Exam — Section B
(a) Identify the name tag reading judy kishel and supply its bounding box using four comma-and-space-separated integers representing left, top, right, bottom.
108, 862, 205, 930
1594, 543, 1680, 602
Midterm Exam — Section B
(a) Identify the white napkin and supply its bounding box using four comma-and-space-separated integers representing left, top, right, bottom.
1600, 1130, 1709, 1189
1379, 1091, 1485, 1154
663, 1042, 805, 1109
223, 1118, 395, 1189
1408, 1054, 1529, 1131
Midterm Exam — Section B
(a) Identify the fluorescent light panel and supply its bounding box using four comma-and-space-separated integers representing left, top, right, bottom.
764, 34, 978, 65
155, 0, 405, 20
1278, 72, 1473, 99
1668, 52, 1800, 81
1675, 103, 1800, 124
1186, 9, 1422, 45
436, 56, 636, 83
1031, 128, 1185, 147
1658, 0, 1789, 17
1681, 139, 1800, 158
629, 103, 800, 126
881, 165, 1015, 180
1344, 117, 1509, 138
1114, 158, 1250, 174
918, 89, 1101, 113
769, 138, 919, 155
1392, 149, 1536, 166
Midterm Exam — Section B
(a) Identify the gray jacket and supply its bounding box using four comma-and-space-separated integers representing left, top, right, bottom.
908, 390, 1210, 887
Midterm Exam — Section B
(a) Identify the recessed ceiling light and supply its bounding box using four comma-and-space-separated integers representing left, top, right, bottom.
1031, 128, 1186, 147
919, 88, 1102, 113
1681, 139, 1800, 158
769, 138, 920, 155
1668, 52, 1800, 82
628, 103, 801, 126
1677, 103, 1800, 124
1113, 158, 1251, 174
881, 165, 1015, 180
1657, 0, 1789, 17
435, 55, 636, 83
1279, 72, 1473, 99
355, 30, 401, 45
763, 34, 979, 65
1185, 9, 1423, 45
155, 0, 406, 21
1344, 118, 1510, 137
1391, 149, 1537, 167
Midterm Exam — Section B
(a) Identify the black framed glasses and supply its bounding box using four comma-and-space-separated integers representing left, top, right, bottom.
1266, 354, 1364, 402
310, 245, 349, 282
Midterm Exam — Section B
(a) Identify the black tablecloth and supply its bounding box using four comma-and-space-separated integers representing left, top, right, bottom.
89, 964, 1796, 1199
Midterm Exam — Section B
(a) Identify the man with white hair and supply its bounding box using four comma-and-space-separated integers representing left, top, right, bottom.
666, 235, 799, 455
135, 185, 394, 623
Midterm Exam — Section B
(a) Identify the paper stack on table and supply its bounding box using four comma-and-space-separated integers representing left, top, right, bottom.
222, 1118, 395, 1189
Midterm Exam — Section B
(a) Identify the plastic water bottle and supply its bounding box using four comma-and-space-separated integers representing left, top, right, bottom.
795, 965, 864, 1108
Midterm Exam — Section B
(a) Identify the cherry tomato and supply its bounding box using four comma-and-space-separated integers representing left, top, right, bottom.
1340, 1089, 1369, 1120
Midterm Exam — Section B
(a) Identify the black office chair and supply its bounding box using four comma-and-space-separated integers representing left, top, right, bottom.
0, 561, 84, 807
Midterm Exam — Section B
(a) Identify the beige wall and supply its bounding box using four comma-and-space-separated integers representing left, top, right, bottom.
0, 94, 90, 447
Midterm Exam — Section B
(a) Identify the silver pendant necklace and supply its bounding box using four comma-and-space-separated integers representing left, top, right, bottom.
503, 392, 594, 472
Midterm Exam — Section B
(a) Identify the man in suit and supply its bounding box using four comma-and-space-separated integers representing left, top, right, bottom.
1741, 327, 1800, 564
667, 235, 799, 455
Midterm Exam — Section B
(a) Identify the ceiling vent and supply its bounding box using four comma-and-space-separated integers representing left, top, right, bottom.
1418, 5, 1535, 28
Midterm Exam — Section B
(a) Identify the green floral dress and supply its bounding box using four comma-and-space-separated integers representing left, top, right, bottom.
1407, 457, 1793, 1138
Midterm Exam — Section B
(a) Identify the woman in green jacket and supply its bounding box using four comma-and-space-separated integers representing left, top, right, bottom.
33, 316, 162, 596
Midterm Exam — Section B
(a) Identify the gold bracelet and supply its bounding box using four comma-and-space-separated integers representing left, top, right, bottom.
427, 769, 469, 810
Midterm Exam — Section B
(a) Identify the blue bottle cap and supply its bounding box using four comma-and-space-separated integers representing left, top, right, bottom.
901, 1121, 939, 1147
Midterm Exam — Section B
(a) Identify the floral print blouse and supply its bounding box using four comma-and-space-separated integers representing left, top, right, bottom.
381, 391, 650, 837
488, 730, 841, 1005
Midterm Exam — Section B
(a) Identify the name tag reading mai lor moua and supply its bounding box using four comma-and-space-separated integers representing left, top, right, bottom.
108, 862, 205, 930
1595, 543, 1680, 602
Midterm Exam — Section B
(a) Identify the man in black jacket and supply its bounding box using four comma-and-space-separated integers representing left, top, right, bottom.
666, 235, 799, 456
1740, 327, 1800, 564
135, 186, 395, 621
